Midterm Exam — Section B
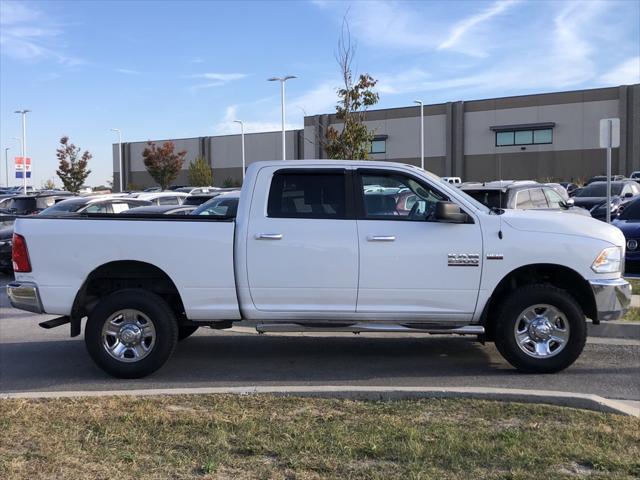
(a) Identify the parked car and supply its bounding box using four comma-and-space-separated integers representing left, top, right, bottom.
0, 226, 12, 273
630, 171, 640, 182
460, 181, 589, 216
612, 197, 640, 275
129, 191, 188, 205
192, 191, 241, 217
559, 182, 580, 197
7, 160, 630, 378
124, 205, 196, 215
2, 191, 75, 215
441, 177, 462, 185
585, 175, 625, 186
0, 196, 153, 273
39, 195, 152, 215
572, 181, 640, 221
181, 189, 239, 206
176, 186, 220, 195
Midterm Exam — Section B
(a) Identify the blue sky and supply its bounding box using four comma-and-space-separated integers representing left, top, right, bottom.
1, 0, 639, 187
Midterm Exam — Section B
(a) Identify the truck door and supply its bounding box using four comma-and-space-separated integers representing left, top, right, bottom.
354, 169, 482, 321
246, 167, 358, 312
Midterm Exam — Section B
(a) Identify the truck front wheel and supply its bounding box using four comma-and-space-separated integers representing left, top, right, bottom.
493, 284, 587, 373
85, 289, 178, 378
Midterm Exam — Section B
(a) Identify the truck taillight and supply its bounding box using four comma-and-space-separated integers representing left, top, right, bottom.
12, 233, 32, 272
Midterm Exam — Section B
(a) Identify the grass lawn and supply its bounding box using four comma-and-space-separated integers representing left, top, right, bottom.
626, 277, 640, 292
1, 395, 638, 479
623, 307, 640, 322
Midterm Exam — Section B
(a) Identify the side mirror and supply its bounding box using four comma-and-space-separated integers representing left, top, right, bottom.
624, 192, 633, 198
435, 201, 470, 223
561, 198, 575, 208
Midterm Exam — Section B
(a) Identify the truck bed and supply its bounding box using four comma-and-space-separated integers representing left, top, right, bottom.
12, 214, 240, 320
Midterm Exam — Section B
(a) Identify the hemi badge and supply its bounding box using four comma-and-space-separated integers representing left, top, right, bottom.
486, 253, 504, 260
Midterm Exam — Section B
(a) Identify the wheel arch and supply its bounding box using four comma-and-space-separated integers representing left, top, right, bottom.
70, 260, 186, 336
480, 263, 597, 341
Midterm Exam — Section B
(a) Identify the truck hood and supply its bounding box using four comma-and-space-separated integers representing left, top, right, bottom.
502, 209, 624, 246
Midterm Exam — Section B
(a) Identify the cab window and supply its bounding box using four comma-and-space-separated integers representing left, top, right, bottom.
267, 170, 348, 219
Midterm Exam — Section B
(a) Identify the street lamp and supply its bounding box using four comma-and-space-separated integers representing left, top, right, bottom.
110, 128, 123, 192
414, 100, 424, 170
268, 75, 296, 161
3, 147, 9, 188
14, 109, 30, 194
233, 120, 245, 180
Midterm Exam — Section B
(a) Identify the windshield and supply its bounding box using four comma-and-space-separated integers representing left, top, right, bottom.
40, 200, 86, 215
619, 199, 640, 220
576, 183, 623, 197
193, 195, 239, 217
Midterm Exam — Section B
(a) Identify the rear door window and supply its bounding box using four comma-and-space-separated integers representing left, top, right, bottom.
267, 171, 348, 219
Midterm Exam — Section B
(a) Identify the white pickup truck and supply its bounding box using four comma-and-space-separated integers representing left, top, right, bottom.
7, 160, 631, 378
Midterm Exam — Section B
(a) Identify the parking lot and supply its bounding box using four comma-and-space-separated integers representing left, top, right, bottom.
1, 273, 638, 402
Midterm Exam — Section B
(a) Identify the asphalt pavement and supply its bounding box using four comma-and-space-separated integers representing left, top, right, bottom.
1, 275, 639, 402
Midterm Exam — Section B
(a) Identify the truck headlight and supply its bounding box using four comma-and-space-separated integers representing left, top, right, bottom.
591, 247, 622, 273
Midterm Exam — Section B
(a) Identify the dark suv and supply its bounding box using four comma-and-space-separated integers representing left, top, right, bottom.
460, 181, 589, 216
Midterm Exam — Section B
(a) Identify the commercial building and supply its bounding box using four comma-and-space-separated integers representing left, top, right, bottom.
113, 84, 639, 190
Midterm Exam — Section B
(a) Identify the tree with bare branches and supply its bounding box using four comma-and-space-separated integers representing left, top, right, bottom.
324, 18, 379, 160
142, 141, 187, 190
56, 136, 92, 193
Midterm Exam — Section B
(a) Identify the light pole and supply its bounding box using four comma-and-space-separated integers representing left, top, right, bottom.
110, 128, 123, 192
3, 147, 9, 188
233, 120, 245, 180
414, 100, 424, 170
14, 109, 30, 194
268, 75, 296, 160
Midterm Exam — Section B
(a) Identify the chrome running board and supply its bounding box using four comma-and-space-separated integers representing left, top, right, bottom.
255, 323, 484, 335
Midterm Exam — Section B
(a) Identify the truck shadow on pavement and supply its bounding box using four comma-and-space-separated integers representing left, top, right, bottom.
1, 333, 638, 398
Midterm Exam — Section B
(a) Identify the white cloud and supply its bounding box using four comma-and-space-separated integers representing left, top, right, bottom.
184, 72, 249, 90
0, 1, 84, 65
213, 105, 297, 135
438, 0, 520, 56
600, 56, 640, 86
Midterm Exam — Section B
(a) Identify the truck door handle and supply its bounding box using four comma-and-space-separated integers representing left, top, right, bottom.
367, 235, 396, 242
255, 233, 283, 240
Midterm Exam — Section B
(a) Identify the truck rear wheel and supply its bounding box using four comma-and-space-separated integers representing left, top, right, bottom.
493, 284, 587, 373
85, 289, 178, 378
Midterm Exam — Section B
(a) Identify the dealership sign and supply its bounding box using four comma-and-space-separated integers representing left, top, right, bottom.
15, 157, 32, 178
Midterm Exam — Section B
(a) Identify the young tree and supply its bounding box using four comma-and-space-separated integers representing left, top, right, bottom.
56, 136, 92, 193
188, 156, 213, 186
43, 179, 55, 190
142, 141, 187, 190
324, 19, 379, 160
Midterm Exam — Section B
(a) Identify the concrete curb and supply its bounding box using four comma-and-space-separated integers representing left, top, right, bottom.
1, 386, 638, 417
588, 321, 640, 340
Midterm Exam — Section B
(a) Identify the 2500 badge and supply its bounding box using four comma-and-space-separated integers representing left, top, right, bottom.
447, 253, 480, 266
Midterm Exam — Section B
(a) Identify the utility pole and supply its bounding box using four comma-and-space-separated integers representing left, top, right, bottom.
3, 147, 9, 188
268, 75, 296, 160
233, 120, 245, 180
14, 109, 30, 194
110, 128, 123, 192
414, 100, 424, 170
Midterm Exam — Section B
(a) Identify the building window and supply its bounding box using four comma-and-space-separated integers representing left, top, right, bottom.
495, 128, 553, 147
369, 136, 387, 154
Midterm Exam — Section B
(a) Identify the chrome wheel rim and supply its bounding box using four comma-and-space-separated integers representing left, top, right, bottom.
101, 309, 156, 363
514, 304, 570, 359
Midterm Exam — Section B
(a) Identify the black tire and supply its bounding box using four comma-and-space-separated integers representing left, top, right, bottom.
493, 284, 587, 373
85, 289, 178, 378
178, 325, 199, 341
